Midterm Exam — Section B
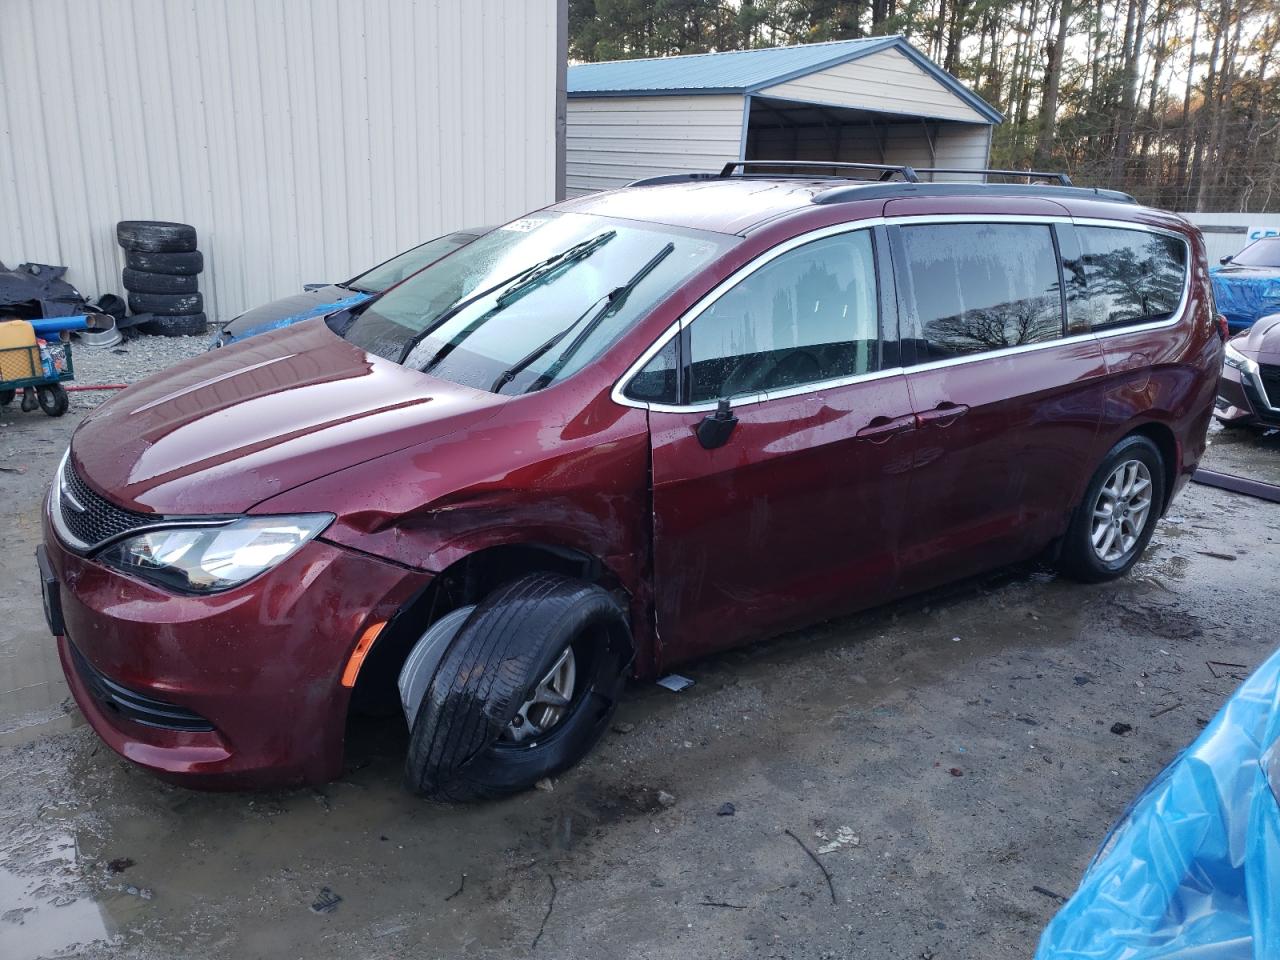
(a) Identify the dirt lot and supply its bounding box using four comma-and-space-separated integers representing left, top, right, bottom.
2, 339, 1278, 960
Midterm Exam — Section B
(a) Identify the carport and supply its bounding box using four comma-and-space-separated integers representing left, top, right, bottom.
566, 36, 1003, 195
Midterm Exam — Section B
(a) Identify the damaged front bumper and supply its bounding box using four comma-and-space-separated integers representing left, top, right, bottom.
42, 508, 429, 788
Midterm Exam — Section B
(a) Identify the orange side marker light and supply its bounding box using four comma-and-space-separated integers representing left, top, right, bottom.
341, 620, 387, 688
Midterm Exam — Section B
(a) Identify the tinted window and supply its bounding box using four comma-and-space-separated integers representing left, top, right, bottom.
898, 223, 1064, 361
625, 338, 679, 404
686, 231, 879, 404
1078, 226, 1187, 330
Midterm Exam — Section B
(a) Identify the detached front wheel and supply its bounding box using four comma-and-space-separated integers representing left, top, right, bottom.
402, 573, 631, 803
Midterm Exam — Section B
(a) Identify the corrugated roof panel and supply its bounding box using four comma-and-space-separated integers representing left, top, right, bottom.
568, 37, 892, 94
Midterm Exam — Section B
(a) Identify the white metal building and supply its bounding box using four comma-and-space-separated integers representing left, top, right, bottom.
566, 36, 1001, 196
0, 0, 566, 321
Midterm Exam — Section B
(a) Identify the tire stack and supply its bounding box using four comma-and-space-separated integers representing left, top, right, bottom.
116, 221, 207, 336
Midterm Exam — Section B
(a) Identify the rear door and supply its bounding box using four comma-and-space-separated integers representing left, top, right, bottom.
888, 215, 1107, 591
629, 225, 918, 663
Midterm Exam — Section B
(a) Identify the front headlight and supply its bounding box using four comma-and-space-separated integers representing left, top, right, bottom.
1224, 340, 1257, 375
99, 514, 333, 593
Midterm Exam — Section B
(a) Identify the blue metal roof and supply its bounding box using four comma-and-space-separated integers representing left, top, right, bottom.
567, 36, 1002, 124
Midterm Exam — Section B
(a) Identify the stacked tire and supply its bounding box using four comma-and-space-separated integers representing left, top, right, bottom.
116, 221, 207, 336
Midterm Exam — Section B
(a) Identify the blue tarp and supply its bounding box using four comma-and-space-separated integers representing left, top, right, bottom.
220, 291, 371, 345
1037, 646, 1280, 959
1210, 268, 1280, 331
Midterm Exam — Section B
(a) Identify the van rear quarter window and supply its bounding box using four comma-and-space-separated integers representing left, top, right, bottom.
1077, 225, 1187, 330
897, 223, 1064, 361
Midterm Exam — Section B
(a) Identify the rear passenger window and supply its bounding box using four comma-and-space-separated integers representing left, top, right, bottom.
898, 223, 1064, 361
1077, 226, 1187, 330
685, 230, 879, 404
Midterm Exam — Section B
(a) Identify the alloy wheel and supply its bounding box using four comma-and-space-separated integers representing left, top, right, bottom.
1090, 459, 1154, 563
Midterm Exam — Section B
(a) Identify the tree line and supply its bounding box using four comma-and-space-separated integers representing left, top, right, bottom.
570, 0, 1280, 212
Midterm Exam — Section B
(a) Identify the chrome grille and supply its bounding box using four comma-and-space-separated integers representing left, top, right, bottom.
59, 457, 157, 550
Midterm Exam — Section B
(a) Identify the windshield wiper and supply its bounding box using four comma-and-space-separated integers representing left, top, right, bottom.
416, 231, 618, 375
396, 231, 617, 366
493, 242, 676, 395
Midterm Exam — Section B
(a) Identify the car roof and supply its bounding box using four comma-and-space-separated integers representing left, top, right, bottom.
550, 173, 1178, 238
553, 178, 842, 235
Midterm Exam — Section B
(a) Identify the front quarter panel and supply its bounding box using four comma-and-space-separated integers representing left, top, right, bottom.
252, 389, 652, 598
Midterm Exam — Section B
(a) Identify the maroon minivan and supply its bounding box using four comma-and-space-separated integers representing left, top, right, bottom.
38, 164, 1221, 801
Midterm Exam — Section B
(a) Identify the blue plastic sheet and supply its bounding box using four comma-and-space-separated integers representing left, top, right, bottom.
1037, 647, 1280, 959
221, 291, 371, 345
1210, 268, 1280, 331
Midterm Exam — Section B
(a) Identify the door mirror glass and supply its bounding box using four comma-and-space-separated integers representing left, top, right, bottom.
685, 230, 879, 404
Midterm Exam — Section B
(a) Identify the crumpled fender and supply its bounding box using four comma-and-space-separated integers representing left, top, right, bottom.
1037, 645, 1280, 958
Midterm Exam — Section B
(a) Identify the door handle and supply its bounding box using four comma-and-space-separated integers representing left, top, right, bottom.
916, 402, 969, 428
855, 413, 916, 443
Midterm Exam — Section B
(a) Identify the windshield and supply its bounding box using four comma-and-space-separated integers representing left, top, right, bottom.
1231, 237, 1280, 268
346, 232, 479, 293
341, 213, 733, 394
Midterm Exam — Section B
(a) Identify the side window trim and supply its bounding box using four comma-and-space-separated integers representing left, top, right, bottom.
614, 222, 888, 413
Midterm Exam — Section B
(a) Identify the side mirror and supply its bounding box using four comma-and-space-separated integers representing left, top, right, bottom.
1220, 255, 1233, 265
696, 398, 738, 450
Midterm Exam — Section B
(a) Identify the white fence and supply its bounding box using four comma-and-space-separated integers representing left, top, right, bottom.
1180, 212, 1280, 265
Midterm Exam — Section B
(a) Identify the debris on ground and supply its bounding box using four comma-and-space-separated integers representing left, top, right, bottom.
1111, 722, 1133, 736
535, 778, 555, 793
310, 887, 343, 915
717, 802, 736, 817
612, 722, 635, 734
816, 826, 859, 854
656, 674, 694, 692
107, 857, 135, 873
656, 790, 676, 808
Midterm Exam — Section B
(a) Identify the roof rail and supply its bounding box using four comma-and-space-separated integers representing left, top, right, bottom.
914, 167, 1073, 186
719, 160, 920, 182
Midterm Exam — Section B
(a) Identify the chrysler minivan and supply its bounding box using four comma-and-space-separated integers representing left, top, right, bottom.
38, 163, 1222, 801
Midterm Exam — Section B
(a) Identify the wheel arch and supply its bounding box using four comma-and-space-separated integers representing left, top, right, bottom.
1126, 420, 1179, 513
349, 542, 637, 717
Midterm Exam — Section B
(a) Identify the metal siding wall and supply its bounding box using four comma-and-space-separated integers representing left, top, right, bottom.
0, 0, 559, 321
565, 94, 745, 196
759, 48, 988, 123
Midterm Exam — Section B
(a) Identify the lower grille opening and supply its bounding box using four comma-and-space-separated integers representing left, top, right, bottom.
68, 642, 215, 732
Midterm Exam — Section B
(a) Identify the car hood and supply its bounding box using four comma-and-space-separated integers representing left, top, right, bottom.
70, 319, 506, 515
221, 285, 370, 341
1232, 312, 1280, 363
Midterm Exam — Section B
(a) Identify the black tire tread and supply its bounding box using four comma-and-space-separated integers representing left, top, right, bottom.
125, 249, 203, 276
128, 291, 203, 316
139, 313, 208, 337
116, 221, 197, 253
406, 573, 626, 803
122, 268, 198, 295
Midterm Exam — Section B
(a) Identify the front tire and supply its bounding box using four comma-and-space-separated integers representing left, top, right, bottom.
1059, 434, 1165, 583
404, 573, 631, 803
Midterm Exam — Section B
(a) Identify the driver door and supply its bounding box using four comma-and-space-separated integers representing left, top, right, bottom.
641, 226, 917, 664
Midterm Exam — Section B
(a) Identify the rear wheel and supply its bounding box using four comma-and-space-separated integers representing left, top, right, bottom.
402, 573, 631, 803
1059, 434, 1165, 582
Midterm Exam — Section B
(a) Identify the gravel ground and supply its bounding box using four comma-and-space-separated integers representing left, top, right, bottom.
1, 341, 1278, 960
64, 333, 212, 409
